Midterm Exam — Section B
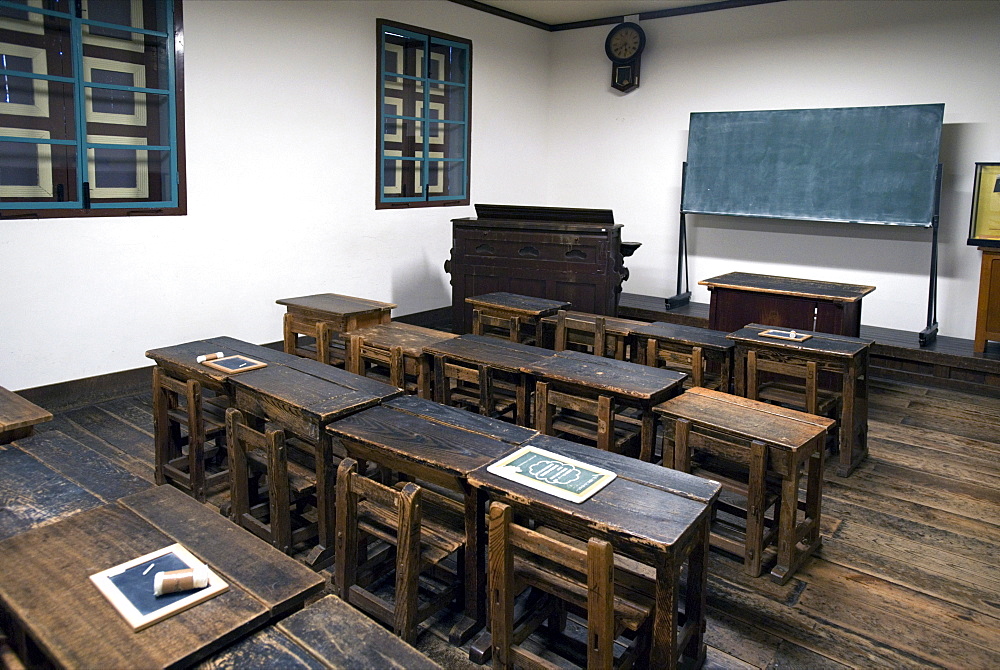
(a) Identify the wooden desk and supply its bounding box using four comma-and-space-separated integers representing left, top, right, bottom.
229, 364, 401, 568
631, 321, 735, 391
468, 435, 720, 668
729, 324, 872, 476
0, 386, 51, 444
655, 387, 834, 583
276, 293, 396, 365
538, 310, 648, 359
424, 334, 555, 425
699, 272, 875, 337
345, 321, 458, 398
327, 395, 538, 644
466, 292, 571, 344
0, 485, 323, 669
522, 350, 687, 461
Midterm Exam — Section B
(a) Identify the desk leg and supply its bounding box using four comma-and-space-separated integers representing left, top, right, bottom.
305, 434, 336, 570
652, 553, 680, 668
450, 484, 487, 645
683, 517, 711, 667
639, 406, 656, 462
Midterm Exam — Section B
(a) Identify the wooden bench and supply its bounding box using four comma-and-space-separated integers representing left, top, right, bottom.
0, 386, 52, 444
631, 321, 735, 391
539, 309, 648, 360
346, 321, 458, 398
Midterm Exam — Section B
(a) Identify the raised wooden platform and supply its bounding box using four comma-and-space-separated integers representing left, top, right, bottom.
618, 293, 1000, 396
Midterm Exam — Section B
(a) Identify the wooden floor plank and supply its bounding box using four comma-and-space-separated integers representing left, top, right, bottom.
13, 430, 151, 503
63, 405, 156, 466
796, 560, 1000, 657
865, 435, 1000, 491
46, 415, 154, 483
94, 396, 155, 436
820, 524, 1000, 620
0, 445, 102, 541
869, 416, 1000, 460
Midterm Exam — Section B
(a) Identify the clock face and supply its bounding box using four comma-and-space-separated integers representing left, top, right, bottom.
605, 23, 645, 63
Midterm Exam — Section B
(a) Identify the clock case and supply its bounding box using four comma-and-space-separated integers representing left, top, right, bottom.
605, 22, 645, 93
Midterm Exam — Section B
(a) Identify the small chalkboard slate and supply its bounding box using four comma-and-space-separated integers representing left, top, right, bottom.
89, 543, 228, 631
759, 329, 813, 342
487, 445, 616, 503
201, 355, 266, 374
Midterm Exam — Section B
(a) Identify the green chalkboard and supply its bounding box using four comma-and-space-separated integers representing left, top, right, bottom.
681, 104, 944, 227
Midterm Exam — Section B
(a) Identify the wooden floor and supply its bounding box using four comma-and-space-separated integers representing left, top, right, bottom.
3, 375, 1000, 668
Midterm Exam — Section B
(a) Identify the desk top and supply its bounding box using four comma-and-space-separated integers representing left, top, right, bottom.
699, 272, 875, 302
654, 387, 835, 450
229, 364, 397, 425
275, 293, 396, 316
328, 397, 535, 481
346, 321, 459, 355
469, 438, 717, 563
465, 292, 571, 316
145, 336, 299, 386
727, 323, 873, 357
522, 350, 688, 400
0, 485, 323, 669
630, 321, 735, 350
423, 334, 555, 372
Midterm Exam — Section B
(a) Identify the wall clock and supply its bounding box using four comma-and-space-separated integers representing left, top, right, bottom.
605, 21, 645, 92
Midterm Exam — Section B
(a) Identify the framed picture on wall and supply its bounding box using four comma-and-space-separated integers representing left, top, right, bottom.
968, 162, 1000, 248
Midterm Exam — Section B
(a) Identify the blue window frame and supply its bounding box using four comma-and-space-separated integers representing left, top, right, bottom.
0, 0, 185, 218
377, 20, 470, 208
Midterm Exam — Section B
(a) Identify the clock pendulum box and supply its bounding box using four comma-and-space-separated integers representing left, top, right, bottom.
445, 205, 638, 334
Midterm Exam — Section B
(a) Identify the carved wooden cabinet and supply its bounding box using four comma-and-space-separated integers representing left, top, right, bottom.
446, 205, 636, 334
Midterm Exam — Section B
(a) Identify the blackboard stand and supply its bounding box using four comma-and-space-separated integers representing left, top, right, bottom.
665, 162, 691, 310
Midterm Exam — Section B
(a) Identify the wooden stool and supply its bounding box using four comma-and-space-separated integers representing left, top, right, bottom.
729, 324, 871, 476
276, 293, 396, 365
152, 366, 229, 502
488, 501, 653, 669
466, 292, 570, 344
335, 458, 464, 645
226, 408, 318, 554
346, 322, 458, 398
655, 387, 834, 584
632, 321, 735, 391
0, 386, 51, 444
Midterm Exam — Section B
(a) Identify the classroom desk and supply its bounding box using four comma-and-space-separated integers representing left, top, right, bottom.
0, 485, 324, 669
521, 349, 687, 461
468, 434, 720, 668
229, 364, 401, 568
700, 272, 875, 337
326, 395, 539, 644
424, 334, 556, 425
630, 321, 735, 391
538, 310, 649, 359
345, 321, 459, 397
276, 293, 396, 365
466, 292, 571, 344
728, 324, 872, 476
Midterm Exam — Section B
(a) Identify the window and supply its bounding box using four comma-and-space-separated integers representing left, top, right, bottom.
377, 20, 470, 208
0, 0, 184, 218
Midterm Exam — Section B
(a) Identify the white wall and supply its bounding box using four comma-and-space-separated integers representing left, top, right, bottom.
1, 0, 551, 390
543, 0, 1000, 337
3, 0, 998, 390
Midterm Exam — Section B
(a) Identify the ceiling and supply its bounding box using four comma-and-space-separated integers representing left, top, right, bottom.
465, 0, 747, 29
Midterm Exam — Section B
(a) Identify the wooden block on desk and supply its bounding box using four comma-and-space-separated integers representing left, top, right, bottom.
0, 444, 103, 541
120, 485, 325, 617
276, 595, 441, 669
0, 386, 52, 444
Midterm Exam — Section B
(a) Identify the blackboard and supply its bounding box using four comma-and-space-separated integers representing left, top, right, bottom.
681, 104, 944, 227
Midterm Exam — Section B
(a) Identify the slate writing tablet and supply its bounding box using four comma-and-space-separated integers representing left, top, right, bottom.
487, 444, 616, 503
89, 543, 228, 631
200, 355, 267, 373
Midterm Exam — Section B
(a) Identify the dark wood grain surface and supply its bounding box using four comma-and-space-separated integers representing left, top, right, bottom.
423, 333, 555, 372
523, 349, 687, 399
275, 293, 396, 317
699, 272, 875, 302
